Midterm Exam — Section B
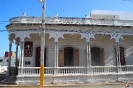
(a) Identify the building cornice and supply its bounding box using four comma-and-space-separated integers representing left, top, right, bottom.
8, 16, 133, 27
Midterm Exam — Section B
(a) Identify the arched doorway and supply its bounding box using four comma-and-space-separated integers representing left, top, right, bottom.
35, 47, 46, 67
91, 47, 104, 66
59, 47, 79, 67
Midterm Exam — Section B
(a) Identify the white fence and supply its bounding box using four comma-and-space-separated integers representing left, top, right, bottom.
18, 65, 133, 76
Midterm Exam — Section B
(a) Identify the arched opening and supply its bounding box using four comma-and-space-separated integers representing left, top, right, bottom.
35, 47, 46, 67
91, 47, 104, 66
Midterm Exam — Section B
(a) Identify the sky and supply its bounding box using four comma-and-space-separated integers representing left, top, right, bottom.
0, 0, 133, 56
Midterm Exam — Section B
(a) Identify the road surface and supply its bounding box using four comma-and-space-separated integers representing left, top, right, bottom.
1, 84, 133, 88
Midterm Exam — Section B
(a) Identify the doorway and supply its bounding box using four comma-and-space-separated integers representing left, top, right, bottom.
91, 47, 100, 66
35, 47, 46, 67
64, 47, 74, 66
59, 48, 79, 67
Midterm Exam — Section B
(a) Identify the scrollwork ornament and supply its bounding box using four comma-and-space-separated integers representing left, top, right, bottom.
110, 33, 123, 42
14, 31, 31, 42
49, 32, 64, 42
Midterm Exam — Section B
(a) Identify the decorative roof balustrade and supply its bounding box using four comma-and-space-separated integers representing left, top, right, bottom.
9, 16, 133, 26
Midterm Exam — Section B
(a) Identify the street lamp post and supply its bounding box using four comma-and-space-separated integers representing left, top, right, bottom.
38, 0, 46, 86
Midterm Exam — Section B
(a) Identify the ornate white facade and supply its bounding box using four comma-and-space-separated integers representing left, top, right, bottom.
6, 10, 133, 84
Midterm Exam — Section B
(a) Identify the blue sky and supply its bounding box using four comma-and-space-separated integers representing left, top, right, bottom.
0, 0, 133, 56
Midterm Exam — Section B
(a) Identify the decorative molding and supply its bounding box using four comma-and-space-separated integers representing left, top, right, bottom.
49, 32, 64, 42
9, 28, 133, 43
9, 16, 133, 26
9, 28, 133, 36
10, 31, 31, 42
80, 32, 95, 42
110, 33, 124, 42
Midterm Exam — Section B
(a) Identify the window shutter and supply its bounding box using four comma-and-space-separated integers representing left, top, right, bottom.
59, 49, 64, 67
120, 47, 125, 65
73, 49, 79, 66
100, 48, 104, 66
44, 48, 46, 67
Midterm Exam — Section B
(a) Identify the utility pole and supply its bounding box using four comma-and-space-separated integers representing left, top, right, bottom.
38, 0, 46, 86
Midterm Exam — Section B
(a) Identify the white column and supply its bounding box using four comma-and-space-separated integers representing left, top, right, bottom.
87, 42, 91, 67
19, 45, 22, 67
110, 33, 123, 66
15, 44, 19, 68
54, 42, 58, 75
49, 32, 64, 76
20, 41, 24, 74
56, 42, 59, 67
81, 32, 95, 83
81, 32, 95, 67
110, 33, 123, 81
116, 42, 120, 66
89, 43, 91, 67
54, 42, 58, 67
49, 32, 64, 68
86, 42, 89, 67
8, 40, 12, 76
54, 42, 57, 67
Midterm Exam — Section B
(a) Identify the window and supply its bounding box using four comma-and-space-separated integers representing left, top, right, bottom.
0, 60, 3, 62
25, 61, 31, 65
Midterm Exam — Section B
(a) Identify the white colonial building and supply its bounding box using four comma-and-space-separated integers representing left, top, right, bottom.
5, 10, 133, 84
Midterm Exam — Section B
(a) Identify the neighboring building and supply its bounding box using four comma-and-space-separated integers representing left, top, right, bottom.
0, 55, 16, 66
0, 53, 17, 73
6, 10, 133, 84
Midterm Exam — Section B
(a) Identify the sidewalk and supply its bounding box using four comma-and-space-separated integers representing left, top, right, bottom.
0, 82, 126, 87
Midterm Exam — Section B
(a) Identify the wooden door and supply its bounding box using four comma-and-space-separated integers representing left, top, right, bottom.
59, 49, 64, 67
100, 48, 104, 66
73, 49, 79, 66
120, 47, 125, 65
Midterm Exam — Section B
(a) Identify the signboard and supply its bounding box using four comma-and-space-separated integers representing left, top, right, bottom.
4, 52, 14, 57
24, 41, 33, 57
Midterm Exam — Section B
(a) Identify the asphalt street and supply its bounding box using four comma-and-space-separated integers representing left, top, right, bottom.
1, 84, 133, 88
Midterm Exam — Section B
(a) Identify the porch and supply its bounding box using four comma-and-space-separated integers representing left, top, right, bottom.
16, 65, 133, 84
